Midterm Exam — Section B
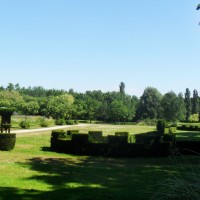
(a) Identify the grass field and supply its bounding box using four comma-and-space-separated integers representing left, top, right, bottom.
0, 124, 200, 199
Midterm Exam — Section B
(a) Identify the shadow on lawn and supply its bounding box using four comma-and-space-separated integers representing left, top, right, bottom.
176, 132, 200, 141
1, 153, 196, 200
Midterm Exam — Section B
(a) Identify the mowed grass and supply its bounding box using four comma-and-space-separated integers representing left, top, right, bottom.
0, 124, 200, 200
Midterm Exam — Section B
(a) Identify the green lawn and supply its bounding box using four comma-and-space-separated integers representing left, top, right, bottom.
0, 124, 200, 199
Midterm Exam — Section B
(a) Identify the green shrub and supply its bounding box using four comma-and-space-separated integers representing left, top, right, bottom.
74, 120, 79, 124
188, 114, 199, 122
157, 119, 166, 134
55, 118, 66, 125
66, 120, 74, 125
19, 120, 30, 129
0, 133, 16, 151
40, 118, 49, 127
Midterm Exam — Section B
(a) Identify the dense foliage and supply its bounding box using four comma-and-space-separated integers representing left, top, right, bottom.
0, 83, 199, 122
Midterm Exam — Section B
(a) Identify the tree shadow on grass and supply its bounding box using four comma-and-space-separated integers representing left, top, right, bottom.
0, 155, 177, 200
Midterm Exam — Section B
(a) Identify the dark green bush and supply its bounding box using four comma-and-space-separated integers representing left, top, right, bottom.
55, 118, 66, 125
74, 120, 79, 124
0, 133, 16, 151
40, 119, 49, 127
157, 119, 166, 134
66, 120, 74, 125
108, 135, 129, 144
135, 132, 160, 144
19, 120, 30, 129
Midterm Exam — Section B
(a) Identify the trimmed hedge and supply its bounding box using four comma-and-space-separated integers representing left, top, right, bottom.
0, 133, 16, 151
176, 141, 200, 155
51, 130, 66, 139
50, 130, 172, 157
67, 130, 79, 136
157, 119, 166, 134
177, 125, 200, 131
71, 134, 89, 145
115, 132, 129, 136
88, 131, 103, 143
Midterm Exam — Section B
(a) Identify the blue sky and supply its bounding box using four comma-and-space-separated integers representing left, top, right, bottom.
0, 0, 200, 97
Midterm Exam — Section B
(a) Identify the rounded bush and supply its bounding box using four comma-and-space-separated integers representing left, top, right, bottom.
55, 118, 66, 125
19, 120, 30, 129
0, 133, 16, 151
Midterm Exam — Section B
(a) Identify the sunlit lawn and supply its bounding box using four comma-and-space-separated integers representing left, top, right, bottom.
0, 124, 199, 199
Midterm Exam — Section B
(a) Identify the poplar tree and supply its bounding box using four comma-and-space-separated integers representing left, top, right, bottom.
184, 88, 191, 121
119, 82, 125, 96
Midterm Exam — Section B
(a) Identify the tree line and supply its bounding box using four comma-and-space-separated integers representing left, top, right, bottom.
0, 82, 199, 123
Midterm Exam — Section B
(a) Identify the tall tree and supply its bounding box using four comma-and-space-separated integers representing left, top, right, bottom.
185, 88, 191, 121
192, 89, 199, 114
161, 91, 180, 122
137, 87, 162, 119
177, 93, 186, 121
109, 100, 128, 122
119, 82, 125, 96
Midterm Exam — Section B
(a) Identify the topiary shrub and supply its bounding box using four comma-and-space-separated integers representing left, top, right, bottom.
157, 119, 166, 134
0, 133, 16, 151
19, 120, 30, 129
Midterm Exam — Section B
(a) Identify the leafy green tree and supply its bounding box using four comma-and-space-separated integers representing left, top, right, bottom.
185, 88, 191, 121
188, 114, 199, 122
84, 96, 100, 123
109, 100, 129, 122
6, 83, 14, 91
0, 90, 24, 110
19, 101, 40, 115
137, 87, 162, 119
177, 93, 186, 121
46, 94, 74, 119
161, 91, 180, 122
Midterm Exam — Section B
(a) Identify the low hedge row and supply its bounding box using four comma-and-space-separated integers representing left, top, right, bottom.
0, 133, 16, 151
177, 125, 200, 131
50, 130, 172, 157
51, 138, 172, 157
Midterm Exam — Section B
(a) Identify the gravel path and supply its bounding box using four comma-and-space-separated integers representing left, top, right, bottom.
10, 124, 87, 136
